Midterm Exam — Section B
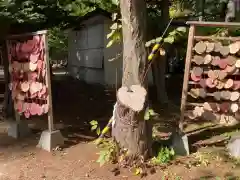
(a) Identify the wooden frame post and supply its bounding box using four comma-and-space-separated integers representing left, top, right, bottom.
179, 25, 195, 131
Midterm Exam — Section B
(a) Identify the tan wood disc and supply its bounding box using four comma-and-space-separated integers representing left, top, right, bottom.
193, 55, 204, 65
204, 54, 212, 64
230, 103, 239, 113
227, 55, 237, 65
192, 67, 203, 76
208, 70, 218, 80
194, 41, 207, 54
230, 91, 240, 101
220, 91, 231, 100
206, 42, 215, 53
220, 46, 230, 56
212, 56, 220, 66
229, 42, 240, 54
235, 59, 240, 68
225, 65, 236, 74
213, 91, 221, 101
216, 80, 225, 89
224, 79, 234, 89
218, 70, 227, 80
214, 42, 222, 52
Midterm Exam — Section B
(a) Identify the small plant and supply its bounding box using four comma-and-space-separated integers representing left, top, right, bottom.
89, 120, 101, 136
151, 147, 175, 165
96, 139, 119, 167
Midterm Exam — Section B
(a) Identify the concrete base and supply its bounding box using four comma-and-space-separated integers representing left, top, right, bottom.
171, 131, 190, 156
7, 120, 31, 139
37, 130, 64, 152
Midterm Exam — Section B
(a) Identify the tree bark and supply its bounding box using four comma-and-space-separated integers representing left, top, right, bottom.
112, 0, 152, 159
152, 0, 169, 104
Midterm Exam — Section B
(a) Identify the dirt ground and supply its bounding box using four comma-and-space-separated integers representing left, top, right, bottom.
0, 77, 240, 180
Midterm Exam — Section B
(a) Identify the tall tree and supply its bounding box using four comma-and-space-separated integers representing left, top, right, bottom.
112, 0, 152, 159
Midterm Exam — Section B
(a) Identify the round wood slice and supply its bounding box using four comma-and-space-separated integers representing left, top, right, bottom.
206, 78, 217, 88
221, 91, 231, 100
227, 116, 238, 126
203, 102, 220, 112
199, 79, 206, 88
216, 80, 225, 89
188, 111, 197, 120
220, 46, 230, 56
29, 62, 37, 71
214, 42, 222, 52
230, 91, 240, 101
231, 103, 239, 113
224, 79, 234, 89
194, 106, 204, 117
235, 59, 240, 68
220, 114, 228, 125
199, 88, 206, 98
203, 102, 212, 111
213, 91, 221, 101
227, 56, 237, 65
229, 42, 240, 54
212, 56, 220, 66
202, 111, 220, 121
204, 54, 212, 64
225, 65, 236, 74
194, 41, 206, 54
233, 81, 240, 90
192, 67, 203, 76
21, 81, 30, 92
206, 42, 215, 53
208, 70, 218, 80
191, 73, 201, 82
218, 71, 227, 80
193, 55, 204, 65
218, 59, 228, 69
220, 102, 230, 113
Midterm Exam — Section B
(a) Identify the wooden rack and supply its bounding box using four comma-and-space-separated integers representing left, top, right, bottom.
180, 21, 240, 130
6, 30, 54, 132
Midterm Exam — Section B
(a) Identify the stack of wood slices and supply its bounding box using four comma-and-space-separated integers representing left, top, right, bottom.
7, 34, 49, 118
188, 40, 240, 126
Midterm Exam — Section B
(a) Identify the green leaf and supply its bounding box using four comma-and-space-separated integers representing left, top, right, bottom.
176, 27, 187, 33
112, 13, 118, 21
164, 36, 175, 44
169, 30, 177, 36
91, 125, 97, 131
96, 127, 101, 136
155, 37, 162, 43
110, 22, 118, 30
144, 111, 150, 121
107, 29, 115, 39
106, 39, 114, 48
111, 0, 119, 6
90, 120, 98, 126
135, 168, 141, 175
148, 109, 156, 116
145, 40, 152, 47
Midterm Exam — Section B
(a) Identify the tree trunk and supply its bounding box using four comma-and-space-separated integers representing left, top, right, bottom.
152, 0, 169, 104
112, 0, 152, 159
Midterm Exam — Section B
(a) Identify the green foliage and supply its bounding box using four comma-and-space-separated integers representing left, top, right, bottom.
145, 26, 187, 47
90, 120, 101, 136
48, 26, 67, 59
144, 108, 157, 121
96, 139, 118, 166
106, 14, 122, 48
151, 147, 175, 164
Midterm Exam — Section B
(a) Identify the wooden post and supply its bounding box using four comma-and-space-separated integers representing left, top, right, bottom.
44, 33, 54, 132
179, 25, 195, 131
